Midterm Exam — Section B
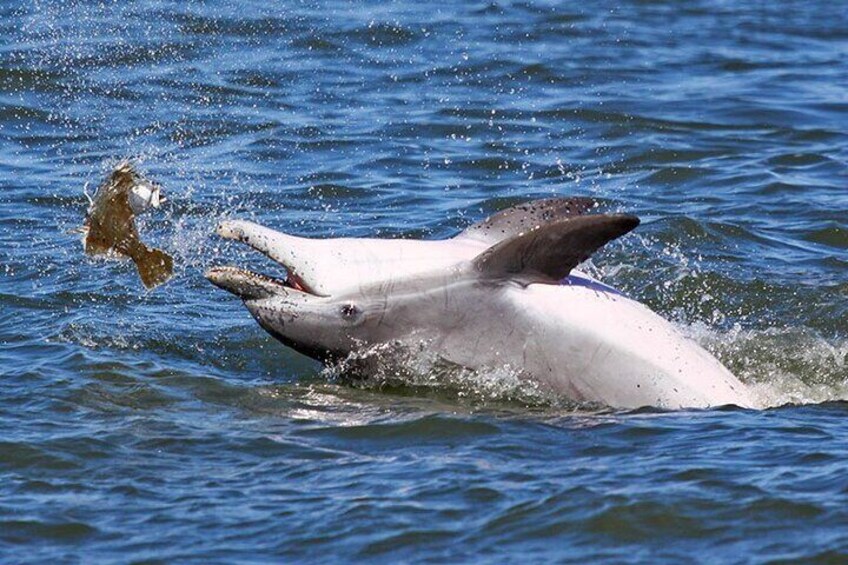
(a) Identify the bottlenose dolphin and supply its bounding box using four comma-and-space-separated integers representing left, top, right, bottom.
206, 199, 754, 410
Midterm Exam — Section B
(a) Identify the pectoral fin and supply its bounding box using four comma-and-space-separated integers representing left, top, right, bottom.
472, 214, 639, 283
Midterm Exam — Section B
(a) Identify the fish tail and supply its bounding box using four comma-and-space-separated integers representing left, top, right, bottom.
133, 245, 174, 289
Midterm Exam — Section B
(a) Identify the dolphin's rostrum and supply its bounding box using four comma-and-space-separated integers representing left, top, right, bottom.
207, 199, 754, 410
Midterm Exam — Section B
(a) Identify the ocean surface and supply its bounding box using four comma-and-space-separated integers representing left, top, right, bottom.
1, 0, 847, 562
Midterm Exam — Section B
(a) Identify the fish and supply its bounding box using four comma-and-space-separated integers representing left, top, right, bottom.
82, 161, 173, 289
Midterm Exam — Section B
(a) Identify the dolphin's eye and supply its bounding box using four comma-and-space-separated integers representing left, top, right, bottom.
340, 303, 361, 320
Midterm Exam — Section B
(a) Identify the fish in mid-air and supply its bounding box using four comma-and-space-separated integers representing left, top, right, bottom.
82, 161, 173, 289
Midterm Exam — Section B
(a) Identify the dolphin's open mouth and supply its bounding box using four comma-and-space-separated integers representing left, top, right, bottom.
206, 218, 318, 300
205, 220, 325, 300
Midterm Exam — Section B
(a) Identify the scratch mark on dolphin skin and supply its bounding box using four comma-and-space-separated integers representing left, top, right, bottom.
561, 274, 624, 297
375, 303, 389, 328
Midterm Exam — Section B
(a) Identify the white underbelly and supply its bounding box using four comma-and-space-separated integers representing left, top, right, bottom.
508, 285, 753, 409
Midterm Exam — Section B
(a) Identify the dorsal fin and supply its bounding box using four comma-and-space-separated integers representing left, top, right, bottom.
455, 197, 599, 246
473, 214, 639, 283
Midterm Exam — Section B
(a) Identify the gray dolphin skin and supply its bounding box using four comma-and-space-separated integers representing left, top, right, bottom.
206, 199, 755, 410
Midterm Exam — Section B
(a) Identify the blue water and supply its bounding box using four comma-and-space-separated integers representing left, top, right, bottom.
2, 0, 847, 562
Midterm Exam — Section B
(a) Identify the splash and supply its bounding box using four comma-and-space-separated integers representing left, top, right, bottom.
688, 323, 848, 408
319, 324, 847, 412
323, 339, 588, 410
598, 219, 847, 409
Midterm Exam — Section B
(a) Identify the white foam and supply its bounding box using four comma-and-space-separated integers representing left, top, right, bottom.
683, 322, 847, 408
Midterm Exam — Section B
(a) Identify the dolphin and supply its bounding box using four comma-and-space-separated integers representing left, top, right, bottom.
206, 199, 754, 410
